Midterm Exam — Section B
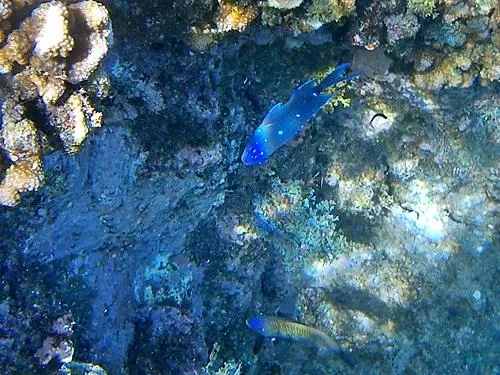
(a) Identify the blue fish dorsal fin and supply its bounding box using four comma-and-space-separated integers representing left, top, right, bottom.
263, 102, 283, 123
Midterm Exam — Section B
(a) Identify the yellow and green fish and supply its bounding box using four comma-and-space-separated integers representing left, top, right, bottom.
247, 315, 355, 366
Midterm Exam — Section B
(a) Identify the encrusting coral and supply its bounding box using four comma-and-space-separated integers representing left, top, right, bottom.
411, 1, 499, 90
306, 0, 356, 24
0, 0, 111, 206
407, 0, 437, 18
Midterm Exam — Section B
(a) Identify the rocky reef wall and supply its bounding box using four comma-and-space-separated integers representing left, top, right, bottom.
0, 0, 498, 374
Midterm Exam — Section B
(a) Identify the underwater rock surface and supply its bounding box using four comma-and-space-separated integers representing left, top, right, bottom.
0, 0, 498, 374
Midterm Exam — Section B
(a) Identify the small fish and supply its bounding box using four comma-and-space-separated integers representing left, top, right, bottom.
246, 315, 355, 366
369, 112, 387, 125
242, 63, 358, 166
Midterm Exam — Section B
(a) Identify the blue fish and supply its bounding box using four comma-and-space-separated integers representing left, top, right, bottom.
241, 63, 358, 166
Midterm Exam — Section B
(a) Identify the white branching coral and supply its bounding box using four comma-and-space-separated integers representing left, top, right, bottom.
268, 0, 304, 9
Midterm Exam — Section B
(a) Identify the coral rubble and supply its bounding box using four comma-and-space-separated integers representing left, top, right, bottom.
0, 0, 111, 206
34, 313, 75, 366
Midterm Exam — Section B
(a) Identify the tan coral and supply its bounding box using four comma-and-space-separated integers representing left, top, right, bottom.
0, 21, 35, 72
47, 90, 102, 153
215, 0, 258, 32
1, 116, 40, 160
32, 1, 73, 59
0, 117, 43, 207
0, 1, 76, 72
67, 0, 112, 84
0, 158, 43, 206
0, 0, 12, 20
306, 0, 356, 24
0, 0, 111, 206
0, 0, 12, 43
412, 41, 499, 90
412, 54, 475, 90
13, 66, 66, 104
1, 0, 110, 79
1, 96, 27, 130
478, 45, 500, 83
71, 0, 109, 30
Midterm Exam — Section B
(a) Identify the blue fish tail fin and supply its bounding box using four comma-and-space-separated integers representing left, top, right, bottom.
316, 63, 358, 93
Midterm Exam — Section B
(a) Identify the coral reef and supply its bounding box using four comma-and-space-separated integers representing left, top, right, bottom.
35, 337, 74, 366
57, 361, 108, 375
0, 0, 499, 374
384, 13, 420, 45
349, 1, 399, 50
410, 0, 499, 89
201, 343, 242, 375
306, 0, 356, 24
253, 178, 349, 271
34, 314, 75, 366
215, 0, 259, 33
268, 0, 304, 10
407, 0, 436, 17
261, 0, 357, 34
333, 169, 392, 219
0, 0, 111, 206
133, 252, 201, 307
